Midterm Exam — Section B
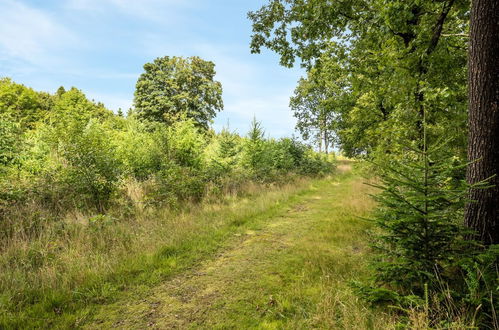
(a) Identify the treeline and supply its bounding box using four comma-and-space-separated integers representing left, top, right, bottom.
249, 0, 498, 328
0, 72, 333, 326
0, 77, 332, 234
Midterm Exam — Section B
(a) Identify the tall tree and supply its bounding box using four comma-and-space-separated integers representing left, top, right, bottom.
465, 0, 499, 245
290, 62, 349, 153
133, 56, 223, 130
290, 75, 332, 153
249, 0, 469, 158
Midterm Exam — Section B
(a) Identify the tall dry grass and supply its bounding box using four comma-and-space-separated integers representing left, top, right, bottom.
0, 175, 312, 327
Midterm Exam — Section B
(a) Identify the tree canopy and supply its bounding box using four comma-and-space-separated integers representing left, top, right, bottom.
0, 78, 53, 129
250, 1, 499, 326
133, 56, 224, 129
249, 0, 469, 157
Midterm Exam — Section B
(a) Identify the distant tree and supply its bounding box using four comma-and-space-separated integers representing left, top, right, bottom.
289, 61, 350, 154
290, 75, 332, 153
56, 86, 66, 97
133, 56, 223, 130
49, 87, 113, 126
243, 118, 268, 176
0, 78, 52, 129
465, 0, 499, 245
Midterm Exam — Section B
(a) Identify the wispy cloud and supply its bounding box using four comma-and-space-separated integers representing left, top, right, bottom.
225, 95, 295, 123
0, 0, 77, 70
85, 91, 133, 112
1, 1, 303, 138
66, 0, 198, 22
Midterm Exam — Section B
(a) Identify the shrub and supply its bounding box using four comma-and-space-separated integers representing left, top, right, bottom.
0, 117, 22, 173
113, 118, 161, 180
29, 120, 120, 212
164, 118, 205, 169
205, 127, 241, 178
147, 164, 206, 208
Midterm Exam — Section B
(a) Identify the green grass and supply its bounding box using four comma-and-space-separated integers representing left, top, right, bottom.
85, 167, 398, 329
1, 165, 402, 329
0, 175, 330, 328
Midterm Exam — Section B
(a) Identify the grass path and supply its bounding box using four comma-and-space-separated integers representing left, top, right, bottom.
88, 166, 392, 329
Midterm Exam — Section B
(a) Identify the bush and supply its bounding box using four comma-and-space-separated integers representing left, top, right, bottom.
299, 149, 334, 176
0, 117, 23, 173
113, 118, 161, 180
241, 118, 269, 179
163, 119, 205, 169
147, 164, 206, 208
27, 120, 120, 212
205, 127, 241, 178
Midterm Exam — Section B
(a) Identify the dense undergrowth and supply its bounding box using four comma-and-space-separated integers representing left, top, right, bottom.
0, 78, 334, 328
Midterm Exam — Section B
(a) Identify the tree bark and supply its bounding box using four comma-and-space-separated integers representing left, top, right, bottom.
465, 0, 499, 245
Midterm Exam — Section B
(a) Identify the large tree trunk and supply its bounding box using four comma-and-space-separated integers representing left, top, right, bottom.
465, 0, 499, 245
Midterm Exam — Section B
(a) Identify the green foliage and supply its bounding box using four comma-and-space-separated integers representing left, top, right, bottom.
25, 119, 120, 212
57, 120, 121, 212
0, 77, 52, 129
113, 118, 161, 180
249, 0, 468, 158
13, 88, 120, 212
298, 149, 334, 176
50, 87, 113, 126
133, 56, 223, 129
205, 127, 242, 178
356, 139, 499, 327
242, 118, 268, 177
0, 117, 22, 170
457, 245, 499, 326
1, 82, 331, 215
249, 1, 485, 326
368, 144, 468, 294
290, 64, 345, 152
149, 165, 206, 207
162, 118, 205, 169
0, 75, 335, 329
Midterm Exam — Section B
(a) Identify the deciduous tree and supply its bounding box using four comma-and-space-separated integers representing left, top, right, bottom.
134, 56, 223, 130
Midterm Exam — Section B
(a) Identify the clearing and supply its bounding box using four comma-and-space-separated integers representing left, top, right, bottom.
87, 164, 392, 329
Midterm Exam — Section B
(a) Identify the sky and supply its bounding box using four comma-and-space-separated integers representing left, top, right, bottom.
0, 0, 305, 137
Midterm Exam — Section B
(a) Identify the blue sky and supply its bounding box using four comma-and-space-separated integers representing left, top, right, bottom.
0, 0, 305, 137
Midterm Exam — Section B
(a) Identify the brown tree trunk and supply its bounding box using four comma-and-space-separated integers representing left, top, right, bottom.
465, 0, 499, 245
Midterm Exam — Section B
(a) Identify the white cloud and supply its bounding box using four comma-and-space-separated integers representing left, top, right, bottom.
0, 0, 76, 68
66, 0, 197, 22
0, 1, 302, 138
189, 45, 299, 136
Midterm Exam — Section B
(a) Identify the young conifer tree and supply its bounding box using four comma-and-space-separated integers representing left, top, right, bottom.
369, 142, 467, 295
362, 105, 469, 301
363, 108, 498, 326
